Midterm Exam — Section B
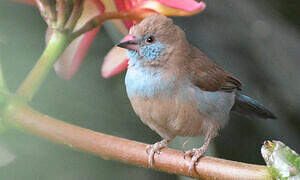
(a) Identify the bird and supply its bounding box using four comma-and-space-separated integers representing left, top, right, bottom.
116, 14, 276, 174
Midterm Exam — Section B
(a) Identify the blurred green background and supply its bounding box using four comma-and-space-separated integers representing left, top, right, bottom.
0, 0, 299, 179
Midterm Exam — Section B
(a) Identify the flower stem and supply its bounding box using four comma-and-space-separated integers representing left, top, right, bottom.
16, 31, 69, 102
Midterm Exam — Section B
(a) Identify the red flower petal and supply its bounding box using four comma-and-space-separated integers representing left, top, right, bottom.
114, 0, 135, 29
54, 27, 100, 79
115, 0, 206, 17
101, 46, 128, 78
155, 0, 206, 12
138, 0, 206, 16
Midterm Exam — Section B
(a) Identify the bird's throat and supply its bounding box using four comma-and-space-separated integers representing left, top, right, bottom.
125, 66, 175, 99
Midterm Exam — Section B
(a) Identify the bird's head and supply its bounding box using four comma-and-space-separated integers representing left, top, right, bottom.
116, 14, 187, 67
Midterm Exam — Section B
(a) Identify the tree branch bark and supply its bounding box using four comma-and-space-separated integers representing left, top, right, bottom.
2, 101, 272, 180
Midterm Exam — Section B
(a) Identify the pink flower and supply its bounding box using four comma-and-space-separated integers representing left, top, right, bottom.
12, 0, 206, 79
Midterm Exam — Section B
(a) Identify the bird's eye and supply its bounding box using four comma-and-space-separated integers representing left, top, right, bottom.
145, 35, 155, 44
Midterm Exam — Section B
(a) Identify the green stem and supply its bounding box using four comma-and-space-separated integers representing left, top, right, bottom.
16, 31, 69, 102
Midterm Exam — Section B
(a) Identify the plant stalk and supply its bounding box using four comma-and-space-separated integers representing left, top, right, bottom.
16, 31, 69, 102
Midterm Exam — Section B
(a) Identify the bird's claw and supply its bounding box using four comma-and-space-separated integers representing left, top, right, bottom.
184, 148, 205, 175
183, 148, 197, 160
146, 144, 161, 155
146, 141, 168, 167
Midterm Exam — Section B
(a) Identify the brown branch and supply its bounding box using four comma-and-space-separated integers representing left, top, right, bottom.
35, 0, 56, 26
65, 0, 84, 31
56, 0, 67, 28
71, 9, 154, 40
2, 101, 272, 180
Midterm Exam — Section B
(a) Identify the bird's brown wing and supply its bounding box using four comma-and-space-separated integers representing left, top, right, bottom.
183, 46, 242, 92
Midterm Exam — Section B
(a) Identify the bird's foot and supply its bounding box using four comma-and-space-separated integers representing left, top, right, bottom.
146, 140, 168, 167
184, 147, 206, 175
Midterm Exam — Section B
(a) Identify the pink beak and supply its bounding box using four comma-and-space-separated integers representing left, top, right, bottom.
116, 35, 139, 51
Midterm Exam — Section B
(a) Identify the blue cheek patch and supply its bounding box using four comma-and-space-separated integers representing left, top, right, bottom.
127, 50, 139, 61
125, 42, 169, 98
126, 42, 166, 67
140, 42, 166, 61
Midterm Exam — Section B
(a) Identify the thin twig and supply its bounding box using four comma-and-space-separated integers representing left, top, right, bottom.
65, 0, 84, 31
35, 0, 56, 27
2, 102, 272, 180
71, 9, 154, 40
56, 0, 67, 28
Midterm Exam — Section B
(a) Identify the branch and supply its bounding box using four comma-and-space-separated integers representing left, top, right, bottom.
71, 9, 154, 40
56, 0, 67, 29
65, 0, 84, 30
2, 101, 272, 180
35, 0, 56, 27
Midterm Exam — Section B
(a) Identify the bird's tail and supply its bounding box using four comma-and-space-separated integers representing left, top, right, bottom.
231, 93, 276, 119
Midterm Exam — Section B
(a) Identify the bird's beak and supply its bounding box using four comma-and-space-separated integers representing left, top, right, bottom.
116, 35, 139, 51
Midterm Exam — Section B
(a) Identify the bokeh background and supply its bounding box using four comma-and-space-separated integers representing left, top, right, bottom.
0, 0, 299, 179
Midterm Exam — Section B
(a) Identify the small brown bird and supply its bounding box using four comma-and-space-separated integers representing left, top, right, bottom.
117, 14, 276, 174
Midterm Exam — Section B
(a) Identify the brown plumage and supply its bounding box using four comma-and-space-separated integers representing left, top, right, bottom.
130, 14, 242, 92
183, 45, 242, 91
117, 14, 275, 174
